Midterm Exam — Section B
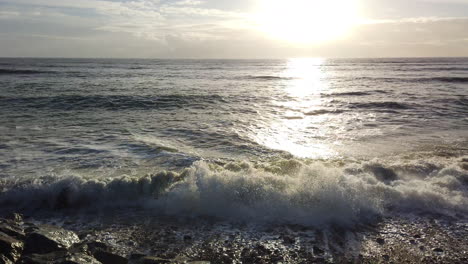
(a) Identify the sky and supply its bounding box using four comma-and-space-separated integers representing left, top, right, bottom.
1, 0, 468, 58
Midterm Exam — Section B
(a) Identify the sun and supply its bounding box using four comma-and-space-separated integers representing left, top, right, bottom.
256, 0, 360, 44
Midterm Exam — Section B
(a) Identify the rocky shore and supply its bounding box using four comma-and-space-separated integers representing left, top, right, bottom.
0, 212, 467, 263
0, 213, 208, 264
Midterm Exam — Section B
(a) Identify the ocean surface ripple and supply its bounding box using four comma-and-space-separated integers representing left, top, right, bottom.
0, 57, 467, 226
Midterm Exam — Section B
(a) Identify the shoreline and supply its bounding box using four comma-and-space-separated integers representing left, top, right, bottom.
1, 212, 466, 263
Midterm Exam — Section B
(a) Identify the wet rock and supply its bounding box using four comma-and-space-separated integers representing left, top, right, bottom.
282, 235, 295, 244
130, 256, 172, 264
0, 232, 24, 262
1, 254, 14, 264
19, 251, 68, 264
5, 214, 23, 223
129, 253, 146, 262
93, 249, 127, 264
19, 251, 101, 264
61, 252, 102, 264
376, 238, 385, 245
0, 223, 25, 240
66, 242, 91, 256
86, 241, 126, 264
86, 241, 110, 253
313, 246, 324, 255
24, 225, 80, 254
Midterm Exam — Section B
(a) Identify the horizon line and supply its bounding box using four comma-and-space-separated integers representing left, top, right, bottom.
1, 56, 468, 60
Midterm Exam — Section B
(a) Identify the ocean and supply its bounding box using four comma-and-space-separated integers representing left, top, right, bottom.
0, 57, 467, 261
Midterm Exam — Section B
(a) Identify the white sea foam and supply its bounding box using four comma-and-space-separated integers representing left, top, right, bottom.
0, 157, 467, 226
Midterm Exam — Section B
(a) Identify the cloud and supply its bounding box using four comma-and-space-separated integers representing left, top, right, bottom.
173, 0, 204, 6
0, 0, 468, 57
0, 0, 252, 43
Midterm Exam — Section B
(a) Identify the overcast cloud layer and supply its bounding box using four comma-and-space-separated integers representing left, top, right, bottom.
1, 0, 468, 58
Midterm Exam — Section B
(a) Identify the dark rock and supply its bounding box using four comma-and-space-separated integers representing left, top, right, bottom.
93, 250, 127, 264
130, 256, 171, 264
19, 251, 101, 264
0, 254, 14, 264
413, 234, 421, 239
129, 253, 146, 261
282, 235, 295, 244
87, 242, 125, 264
382, 254, 390, 261
0, 232, 24, 262
376, 238, 385, 245
313, 246, 324, 255
86, 241, 110, 253
314, 256, 325, 262
0, 223, 25, 240
24, 225, 80, 254
183, 235, 192, 241
24, 226, 38, 234
409, 239, 417, 245
62, 253, 102, 264
18, 251, 68, 264
432, 247, 444, 253
5, 214, 23, 223
67, 242, 89, 255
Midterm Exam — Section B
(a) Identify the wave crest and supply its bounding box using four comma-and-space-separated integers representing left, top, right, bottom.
1, 157, 467, 226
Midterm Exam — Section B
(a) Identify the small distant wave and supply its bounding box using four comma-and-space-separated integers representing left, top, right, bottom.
0, 69, 53, 75
131, 134, 199, 155
425, 77, 468, 83
353, 76, 468, 84
321, 90, 390, 97
304, 109, 345, 116
0, 94, 228, 111
396, 67, 468, 72
245, 75, 296, 81
349, 101, 412, 110
322, 91, 371, 97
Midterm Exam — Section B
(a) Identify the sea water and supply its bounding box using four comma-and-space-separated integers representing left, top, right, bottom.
0, 57, 467, 226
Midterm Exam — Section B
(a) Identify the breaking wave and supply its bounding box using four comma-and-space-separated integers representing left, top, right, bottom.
1, 157, 466, 226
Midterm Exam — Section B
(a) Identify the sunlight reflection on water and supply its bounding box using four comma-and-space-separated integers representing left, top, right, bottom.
253, 58, 339, 158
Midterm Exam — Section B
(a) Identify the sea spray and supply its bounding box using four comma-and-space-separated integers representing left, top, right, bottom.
1, 158, 466, 226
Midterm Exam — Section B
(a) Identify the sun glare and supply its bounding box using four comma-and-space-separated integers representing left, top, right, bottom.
252, 58, 337, 159
256, 0, 360, 43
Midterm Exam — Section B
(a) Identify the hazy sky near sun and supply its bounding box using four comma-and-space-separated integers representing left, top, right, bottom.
1, 0, 468, 58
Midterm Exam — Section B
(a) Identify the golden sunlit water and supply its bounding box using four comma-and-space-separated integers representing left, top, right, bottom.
252, 58, 338, 158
